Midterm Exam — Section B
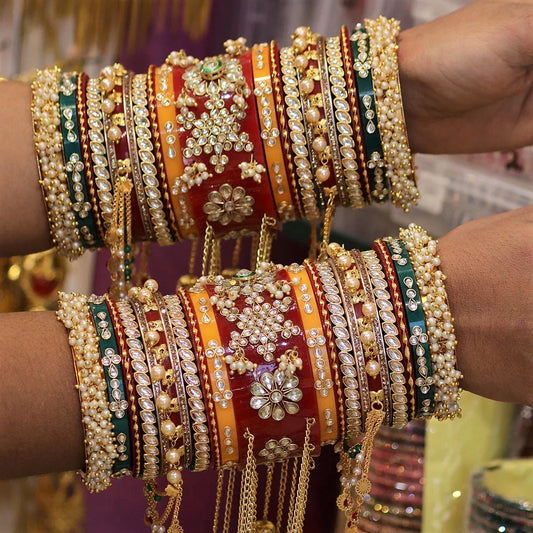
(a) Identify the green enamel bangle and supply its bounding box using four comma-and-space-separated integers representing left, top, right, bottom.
88, 298, 132, 475
351, 24, 389, 203
59, 73, 100, 249
384, 239, 434, 418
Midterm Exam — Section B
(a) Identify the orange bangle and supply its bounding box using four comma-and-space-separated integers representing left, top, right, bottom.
154, 64, 198, 239
286, 266, 338, 445
187, 289, 239, 467
251, 44, 296, 222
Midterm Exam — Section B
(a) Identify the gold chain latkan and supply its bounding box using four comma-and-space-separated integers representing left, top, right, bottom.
237, 430, 258, 533
212, 469, 225, 532
287, 418, 316, 533
318, 186, 338, 262
276, 460, 290, 532
222, 468, 237, 533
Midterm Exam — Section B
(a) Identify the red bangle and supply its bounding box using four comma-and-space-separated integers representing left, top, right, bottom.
171, 50, 277, 238
373, 239, 416, 420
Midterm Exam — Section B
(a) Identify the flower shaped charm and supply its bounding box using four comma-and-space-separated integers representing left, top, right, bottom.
250, 369, 302, 421
258, 437, 299, 463
203, 184, 254, 226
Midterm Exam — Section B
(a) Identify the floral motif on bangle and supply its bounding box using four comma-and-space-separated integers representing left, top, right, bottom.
250, 369, 302, 421
410, 325, 434, 394
203, 184, 254, 225
258, 437, 299, 462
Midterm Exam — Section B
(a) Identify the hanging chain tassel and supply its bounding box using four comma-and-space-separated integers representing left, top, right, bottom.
255, 215, 278, 267
108, 162, 133, 300
209, 236, 221, 276
178, 236, 199, 288
286, 457, 300, 531
308, 219, 318, 262
143, 476, 184, 533
276, 460, 290, 533
237, 430, 258, 533
222, 468, 237, 533
201, 224, 215, 278
212, 469, 225, 532
337, 409, 385, 532
134, 241, 151, 287
287, 418, 316, 533
318, 186, 338, 263
255, 463, 276, 532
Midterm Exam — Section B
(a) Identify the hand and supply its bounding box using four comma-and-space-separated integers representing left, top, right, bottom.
399, 0, 533, 153
437, 205, 533, 405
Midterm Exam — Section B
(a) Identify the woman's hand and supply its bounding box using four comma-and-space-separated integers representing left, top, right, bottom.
438, 205, 533, 405
399, 0, 533, 153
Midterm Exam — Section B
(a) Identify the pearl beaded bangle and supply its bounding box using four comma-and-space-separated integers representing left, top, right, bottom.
365, 17, 419, 211
399, 224, 462, 419
57, 292, 118, 492
32, 68, 84, 259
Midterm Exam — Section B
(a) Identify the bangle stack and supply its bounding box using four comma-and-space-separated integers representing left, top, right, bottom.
32, 19, 418, 266
57, 223, 461, 531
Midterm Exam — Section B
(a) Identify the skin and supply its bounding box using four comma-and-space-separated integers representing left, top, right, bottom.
0, 0, 532, 479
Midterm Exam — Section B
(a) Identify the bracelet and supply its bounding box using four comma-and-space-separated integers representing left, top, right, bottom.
132, 73, 174, 245
384, 238, 434, 418
252, 43, 296, 222
270, 40, 303, 219
279, 46, 320, 221
165, 293, 209, 472
351, 25, 388, 204
147, 64, 179, 242
155, 62, 196, 239
32, 68, 83, 258
361, 249, 407, 428
352, 250, 391, 425
287, 264, 338, 444
129, 295, 162, 479
372, 239, 416, 419
86, 76, 114, 236
88, 297, 131, 476
399, 224, 462, 419
324, 35, 364, 208
315, 260, 362, 443
365, 17, 418, 211
57, 292, 117, 492
59, 72, 99, 249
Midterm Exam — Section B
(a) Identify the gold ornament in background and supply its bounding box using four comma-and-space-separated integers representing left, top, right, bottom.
0, 0, 213, 66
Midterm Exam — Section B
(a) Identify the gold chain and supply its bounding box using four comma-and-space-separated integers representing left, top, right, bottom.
222, 468, 236, 533
212, 469, 225, 532
262, 463, 275, 521
276, 460, 289, 532
318, 186, 338, 262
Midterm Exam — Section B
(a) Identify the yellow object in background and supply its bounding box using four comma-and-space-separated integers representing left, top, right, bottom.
423, 392, 516, 533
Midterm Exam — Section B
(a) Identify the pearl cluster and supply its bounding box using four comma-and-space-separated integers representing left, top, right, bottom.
400, 224, 462, 419
292, 27, 332, 200
365, 17, 419, 211
32, 68, 83, 259
56, 291, 117, 492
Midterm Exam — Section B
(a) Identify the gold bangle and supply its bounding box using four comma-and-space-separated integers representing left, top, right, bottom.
132, 73, 174, 245
286, 265, 338, 444
251, 43, 296, 222
314, 260, 362, 443
279, 46, 320, 221
361, 249, 407, 428
124, 72, 154, 240
325, 36, 365, 209
352, 249, 392, 425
